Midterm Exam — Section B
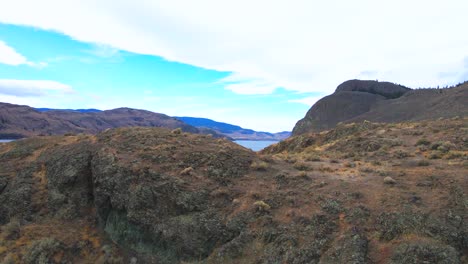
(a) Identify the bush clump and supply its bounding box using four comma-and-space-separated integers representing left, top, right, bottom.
253, 201, 271, 212
1, 217, 20, 240
250, 161, 269, 171
22, 238, 63, 264
390, 241, 460, 264
415, 138, 431, 146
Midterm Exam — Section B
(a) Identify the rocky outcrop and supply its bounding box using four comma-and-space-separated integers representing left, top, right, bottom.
293, 79, 468, 135
0, 128, 254, 263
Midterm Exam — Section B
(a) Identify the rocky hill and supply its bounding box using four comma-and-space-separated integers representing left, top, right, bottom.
0, 117, 466, 263
293, 80, 468, 135
0, 103, 225, 139
176, 116, 291, 141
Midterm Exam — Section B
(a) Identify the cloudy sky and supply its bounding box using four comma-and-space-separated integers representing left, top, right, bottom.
0, 0, 467, 132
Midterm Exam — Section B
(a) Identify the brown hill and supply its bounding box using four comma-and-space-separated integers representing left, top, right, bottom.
0, 118, 466, 263
293, 79, 468, 135
0, 103, 224, 139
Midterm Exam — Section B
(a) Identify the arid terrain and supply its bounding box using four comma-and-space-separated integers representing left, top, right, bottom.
0, 116, 466, 263
0, 103, 224, 139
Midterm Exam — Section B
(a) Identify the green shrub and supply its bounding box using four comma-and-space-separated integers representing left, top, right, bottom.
23, 238, 62, 264
0, 254, 15, 264
293, 162, 311, 171
428, 151, 442, 159
390, 242, 460, 264
415, 138, 431, 146
394, 150, 410, 159
417, 160, 430, 166
1, 218, 20, 240
250, 161, 269, 171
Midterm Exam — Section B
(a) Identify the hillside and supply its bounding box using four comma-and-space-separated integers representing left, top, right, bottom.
176, 116, 291, 141
0, 117, 466, 263
0, 103, 225, 139
293, 79, 468, 135
36, 108, 102, 113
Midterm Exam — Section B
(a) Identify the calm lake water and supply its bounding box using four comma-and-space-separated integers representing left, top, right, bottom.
0, 139, 14, 143
235, 140, 278, 151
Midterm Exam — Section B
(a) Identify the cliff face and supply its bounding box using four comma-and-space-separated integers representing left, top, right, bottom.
292, 80, 468, 135
1, 118, 467, 263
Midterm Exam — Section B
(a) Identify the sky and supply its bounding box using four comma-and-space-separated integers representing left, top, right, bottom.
0, 1, 467, 132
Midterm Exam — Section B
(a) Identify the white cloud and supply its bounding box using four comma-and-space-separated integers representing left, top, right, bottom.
0, 0, 467, 95
0, 40, 28, 65
86, 44, 120, 59
0, 40, 47, 68
0, 79, 74, 97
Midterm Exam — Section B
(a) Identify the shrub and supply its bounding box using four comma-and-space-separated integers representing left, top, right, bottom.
415, 138, 431, 146
428, 151, 442, 159
250, 161, 269, 171
430, 141, 453, 153
23, 238, 62, 264
1, 254, 15, 264
359, 167, 374, 173
394, 150, 410, 159
1, 218, 20, 240
445, 151, 464, 160
417, 160, 430, 166
293, 162, 311, 171
304, 154, 321, 162
179, 167, 194, 176
390, 242, 460, 264
253, 201, 271, 212
320, 199, 342, 214
171, 128, 182, 135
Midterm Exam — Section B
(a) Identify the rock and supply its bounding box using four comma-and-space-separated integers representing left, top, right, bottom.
292, 80, 467, 134
384, 177, 396, 185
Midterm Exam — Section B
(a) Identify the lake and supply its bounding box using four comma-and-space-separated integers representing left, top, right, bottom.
0, 139, 14, 143
235, 140, 278, 151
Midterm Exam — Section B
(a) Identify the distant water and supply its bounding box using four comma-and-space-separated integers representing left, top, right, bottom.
0, 139, 14, 143
235, 140, 278, 151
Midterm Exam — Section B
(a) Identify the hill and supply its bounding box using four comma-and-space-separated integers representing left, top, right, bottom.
176, 117, 291, 141
0, 103, 226, 139
36, 108, 102, 113
293, 79, 468, 135
0, 117, 466, 263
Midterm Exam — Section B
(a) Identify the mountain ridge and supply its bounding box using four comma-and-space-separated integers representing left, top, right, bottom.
293, 79, 468, 135
176, 116, 291, 141
0, 102, 224, 139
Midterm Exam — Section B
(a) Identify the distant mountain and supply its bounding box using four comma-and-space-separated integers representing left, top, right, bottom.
176, 116, 291, 141
0, 103, 225, 139
36, 108, 102, 113
293, 79, 468, 135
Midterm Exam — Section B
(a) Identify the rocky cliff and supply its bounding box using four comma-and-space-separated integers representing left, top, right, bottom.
293, 80, 468, 135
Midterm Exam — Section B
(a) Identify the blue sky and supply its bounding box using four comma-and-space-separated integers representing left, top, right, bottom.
0, 23, 317, 132
0, 1, 467, 132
